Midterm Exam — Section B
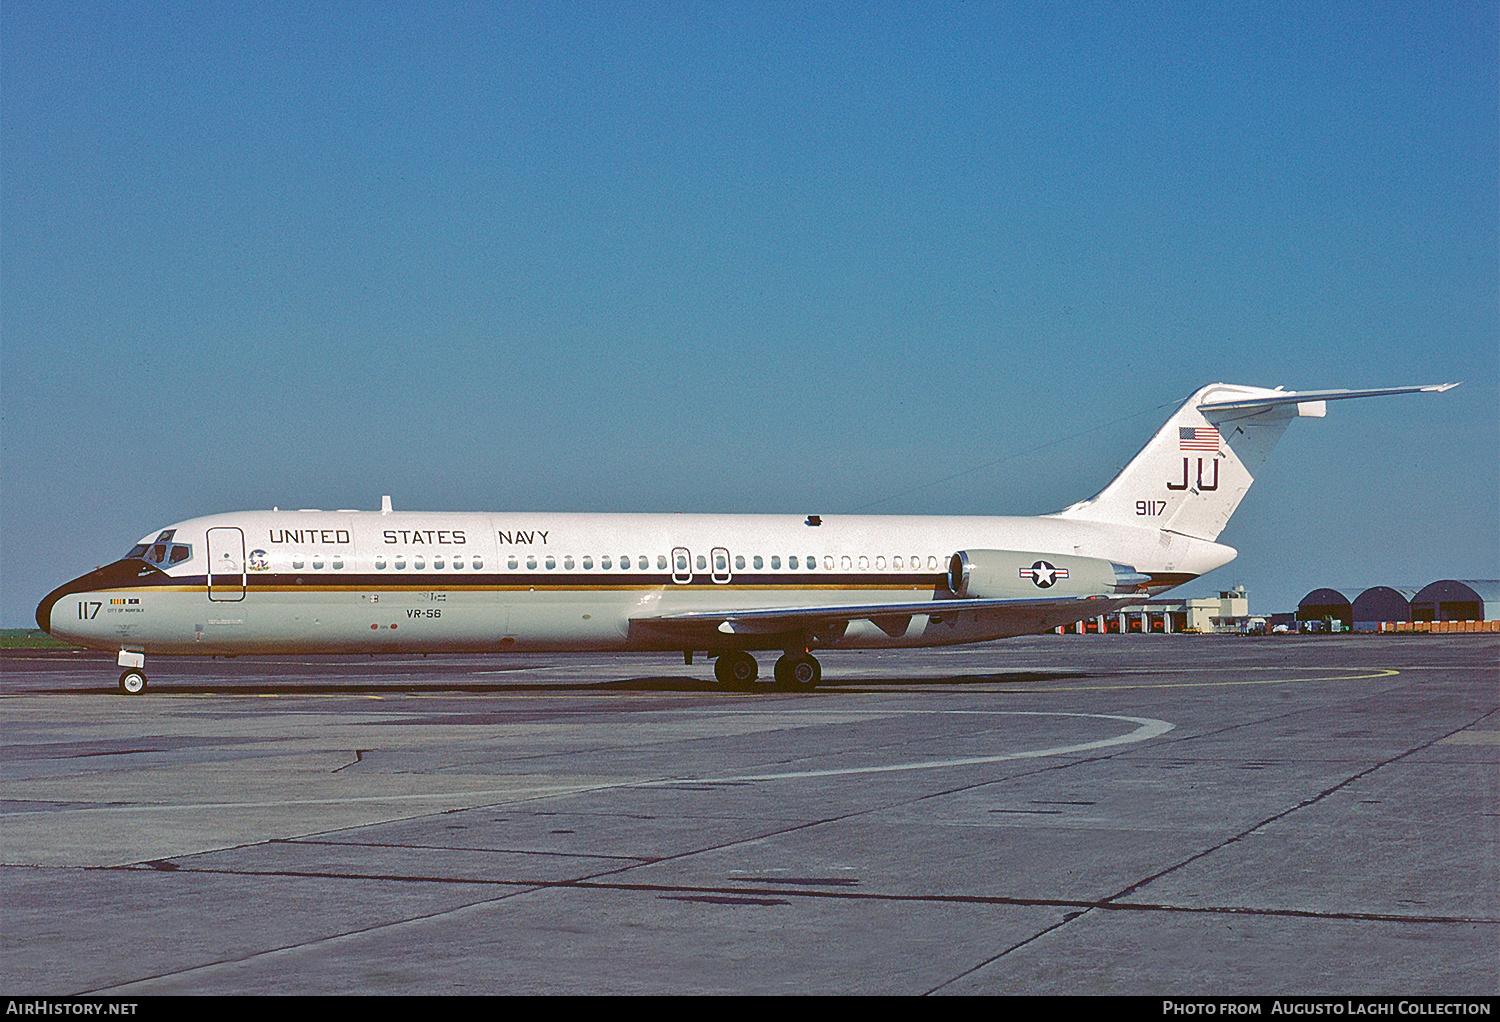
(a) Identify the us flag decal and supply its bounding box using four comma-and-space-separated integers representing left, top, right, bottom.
1179, 427, 1220, 451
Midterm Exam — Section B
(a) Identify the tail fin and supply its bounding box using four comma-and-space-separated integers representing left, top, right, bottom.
1052, 383, 1458, 542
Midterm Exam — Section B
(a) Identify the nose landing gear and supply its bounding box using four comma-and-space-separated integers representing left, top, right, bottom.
117, 651, 148, 695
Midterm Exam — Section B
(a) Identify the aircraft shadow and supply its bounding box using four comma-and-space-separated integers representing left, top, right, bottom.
50, 670, 1095, 697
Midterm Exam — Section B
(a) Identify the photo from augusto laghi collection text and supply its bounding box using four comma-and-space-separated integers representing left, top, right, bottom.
1162, 1002, 1493, 1016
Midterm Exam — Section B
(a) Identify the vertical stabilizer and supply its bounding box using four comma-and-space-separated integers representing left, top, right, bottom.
1051, 382, 1457, 542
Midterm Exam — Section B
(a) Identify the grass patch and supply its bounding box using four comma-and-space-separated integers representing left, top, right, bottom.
0, 629, 74, 649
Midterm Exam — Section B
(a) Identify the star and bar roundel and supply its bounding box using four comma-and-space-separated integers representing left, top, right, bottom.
1019, 561, 1068, 588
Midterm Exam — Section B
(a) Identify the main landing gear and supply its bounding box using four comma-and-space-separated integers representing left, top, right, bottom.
714, 650, 759, 686
711, 650, 821, 691
774, 652, 821, 689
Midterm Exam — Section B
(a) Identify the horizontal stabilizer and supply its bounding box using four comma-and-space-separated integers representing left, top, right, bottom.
1198, 383, 1459, 413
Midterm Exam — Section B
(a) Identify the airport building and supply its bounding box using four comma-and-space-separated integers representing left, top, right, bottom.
1059, 586, 1257, 634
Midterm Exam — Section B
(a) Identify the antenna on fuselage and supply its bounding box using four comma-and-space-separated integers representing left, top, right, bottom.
381, 495, 393, 514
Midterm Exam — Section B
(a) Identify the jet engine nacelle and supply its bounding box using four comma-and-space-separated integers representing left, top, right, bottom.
947, 550, 1148, 599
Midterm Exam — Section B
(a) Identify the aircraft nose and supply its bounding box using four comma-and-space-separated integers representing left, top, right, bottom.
36, 587, 58, 634
36, 563, 120, 636
36, 579, 71, 635
37, 559, 169, 638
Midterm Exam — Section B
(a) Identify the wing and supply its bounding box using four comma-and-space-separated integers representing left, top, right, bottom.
629, 594, 1132, 643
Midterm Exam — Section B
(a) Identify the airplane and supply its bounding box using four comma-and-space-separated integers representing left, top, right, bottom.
36, 381, 1458, 694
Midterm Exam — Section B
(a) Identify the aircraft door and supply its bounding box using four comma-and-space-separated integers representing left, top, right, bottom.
207, 527, 246, 601
672, 547, 692, 585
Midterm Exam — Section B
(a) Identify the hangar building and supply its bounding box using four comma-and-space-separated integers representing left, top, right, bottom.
1295, 580, 1499, 632
1296, 588, 1359, 631
1351, 587, 1418, 632
1409, 580, 1500, 622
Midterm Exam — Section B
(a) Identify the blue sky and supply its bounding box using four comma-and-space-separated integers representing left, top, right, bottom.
3, 1, 1496, 626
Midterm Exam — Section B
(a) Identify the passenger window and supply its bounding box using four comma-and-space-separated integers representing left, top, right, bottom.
638, 555, 648, 570
676, 554, 688, 572
771, 556, 781, 569
875, 556, 885, 569
841, 556, 852, 570
819, 555, 829, 569
376, 557, 387, 570
526, 555, 537, 570
602, 556, 612, 569
434, 556, 445, 569
564, 556, 575, 570
293, 558, 305, 569
395, 557, 406, 570
545, 556, 556, 570
333, 557, 344, 570
508, 556, 519, 570
414, 556, 425, 570
927, 556, 938, 569
472, 557, 483, 569
753, 555, 763, 569
453, 557, 464, 569
583, 556, 594, 570
857, 556, 868, 569
715, 553, 727, 572
696, 555, 707, 571
735, 555, 745, 570
313, 558, 325, 570
789, 556, 799, 569
620, 555, 630, 570
893, 556, 903, 569
657, 554, 667, 570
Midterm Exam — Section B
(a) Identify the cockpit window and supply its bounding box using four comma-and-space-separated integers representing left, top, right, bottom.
129, 541, 191, 567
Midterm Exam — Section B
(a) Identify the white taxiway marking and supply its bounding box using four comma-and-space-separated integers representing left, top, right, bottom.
653, 711, 1175, 785
1439, 730, 1500, 745
20, 712, 1174, 814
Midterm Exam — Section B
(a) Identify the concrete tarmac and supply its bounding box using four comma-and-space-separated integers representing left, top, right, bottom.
1, 635, 1495, 995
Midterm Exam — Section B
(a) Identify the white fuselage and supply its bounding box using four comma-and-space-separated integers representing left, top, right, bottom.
40, 508, 1235, 657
